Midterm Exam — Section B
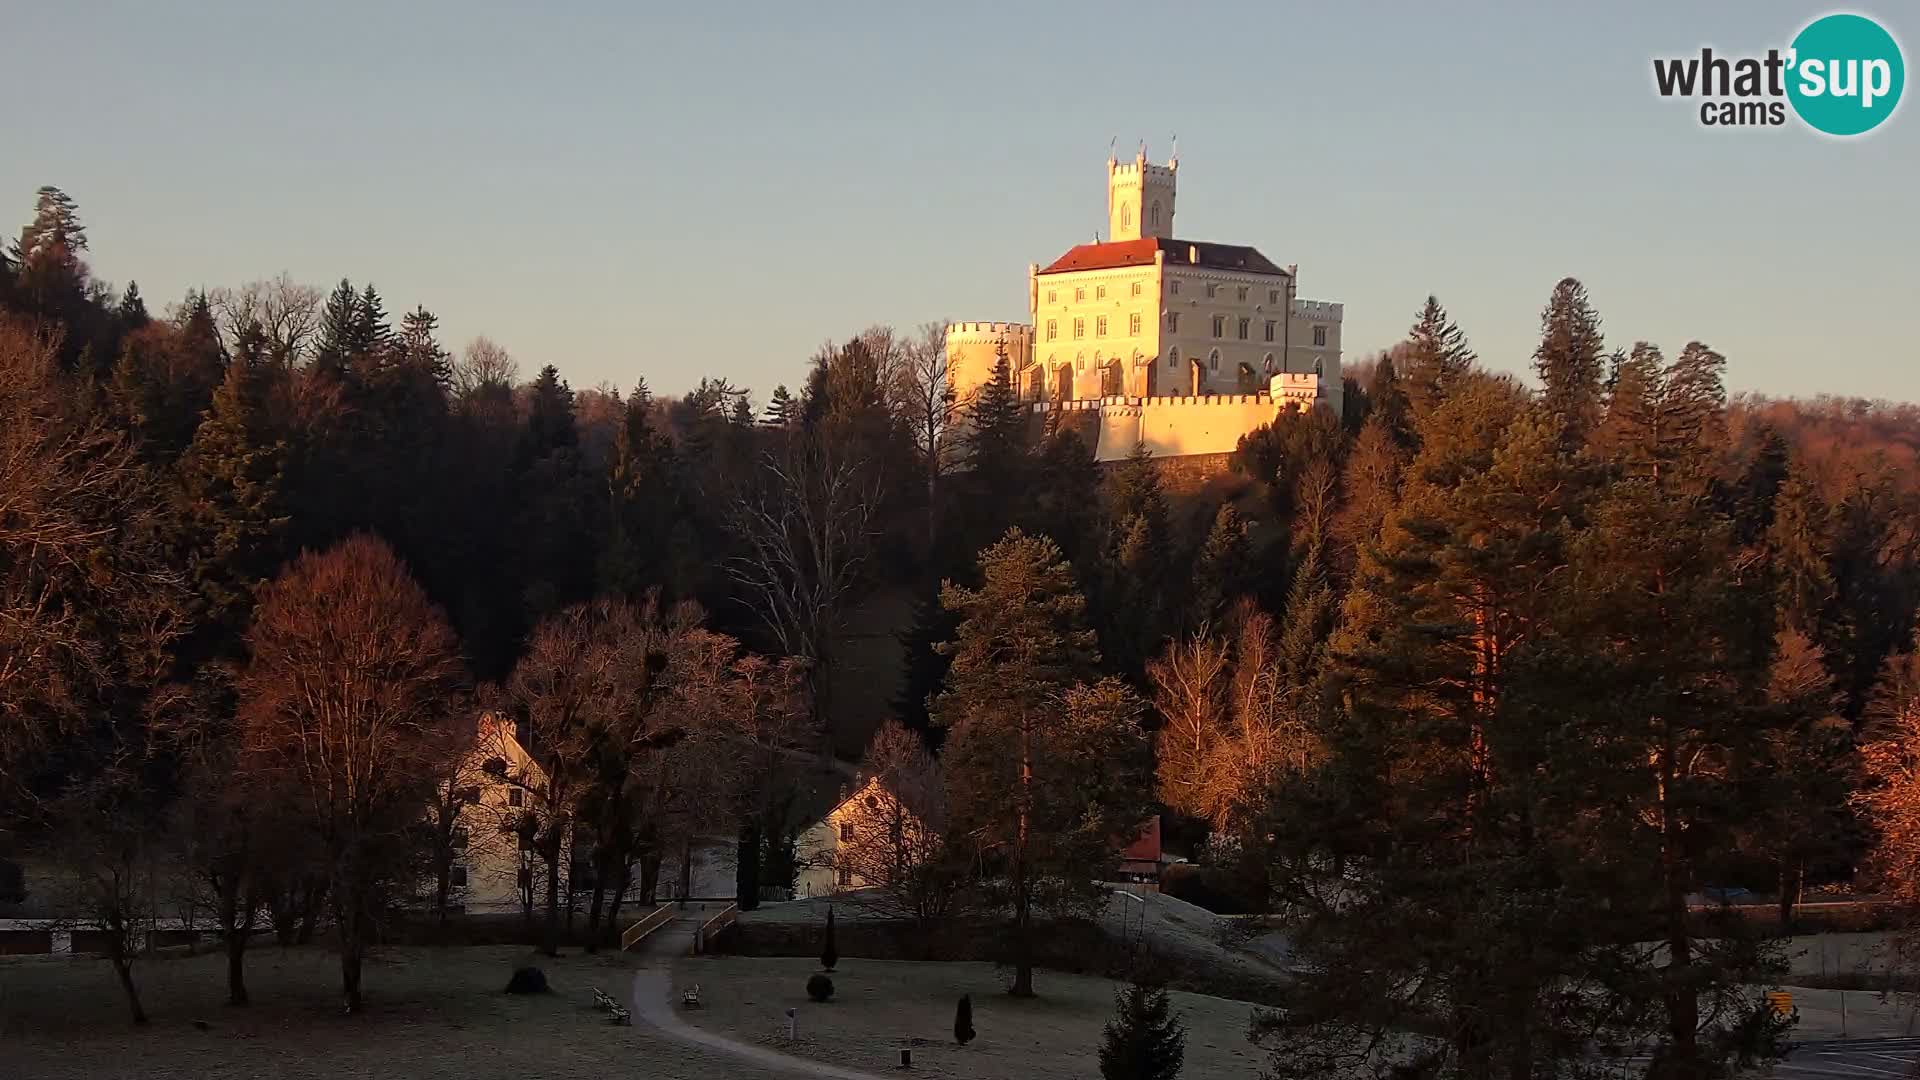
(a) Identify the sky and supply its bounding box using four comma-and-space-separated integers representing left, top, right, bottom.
3, 1, 1915, 402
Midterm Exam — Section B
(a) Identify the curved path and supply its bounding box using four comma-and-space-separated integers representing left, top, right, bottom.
629, 916, 887, 1080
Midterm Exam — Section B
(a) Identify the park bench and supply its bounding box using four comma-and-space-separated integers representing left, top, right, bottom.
592, 988, 616, 1012
607, 1004, 631, 1026
681, 983, 702, 1009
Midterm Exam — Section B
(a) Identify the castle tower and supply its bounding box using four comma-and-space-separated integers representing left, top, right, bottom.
1107, 147, 1177, 242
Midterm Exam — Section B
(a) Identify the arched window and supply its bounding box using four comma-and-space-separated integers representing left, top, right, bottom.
1120, 202, 1133, 229
1077, 353, 1085, 371
1149, 202, 1161, 228
1263, 353, 1277, 373
1168, 346, 1180, 368
1208, 349, 1221, 371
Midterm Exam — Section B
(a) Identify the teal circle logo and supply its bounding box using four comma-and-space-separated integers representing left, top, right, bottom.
1787, 13, 1904, 136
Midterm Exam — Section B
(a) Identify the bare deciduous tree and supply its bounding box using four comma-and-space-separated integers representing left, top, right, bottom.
892, 321, 956, 544
826, 720, 965, 942
454, 336, 518, 402
726, 436, 879, 736
238, 534, 466, 1013
210, 274, 322, 366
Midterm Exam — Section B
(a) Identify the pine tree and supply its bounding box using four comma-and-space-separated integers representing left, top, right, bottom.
1189, 503, 1251, 629
935, 529, 1152, 997
524, 364, 578, 461
893, 583, 957, 743
1595, 341, 1726, 488
312, 279, 360, 380
1094, 443, 1173, 678
965, 343, 1027, 488
1099, 981, 1186, 1080
1399, 295, 1475, 425
762, 383, 797, 427
117, 281, 148, 328
1768, 455, 1838, 641
176, 320, 290, 638
1532, 277, 1606, 453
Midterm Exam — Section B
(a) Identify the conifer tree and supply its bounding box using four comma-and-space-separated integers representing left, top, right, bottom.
311, 278, 360, 380
935, 529, 1152, 997
117, 281, 148, 328
1768, 455, 1838, 641
894, 583, 957, 743
176, 320, 290, 638
1094, 444, 1173, 678
762, 383, 797, 427
1099, 981, 1186, 1080
524, 364, 578, 461
965, 341, 1027, 488
1189, 503, 1251, 629
1398, 295, 1475, 425
1532, 277, 1606, 453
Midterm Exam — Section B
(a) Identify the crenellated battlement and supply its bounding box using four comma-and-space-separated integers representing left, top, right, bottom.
945, 321, 1033, 340
1293, 298, 1343, 321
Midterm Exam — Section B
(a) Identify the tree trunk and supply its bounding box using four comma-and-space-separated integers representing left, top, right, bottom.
227, 927, 250, 1006
1010, 709, 1034, 998
296, 879, 323, 945
678, 835, 693, 907
586, 881, 606, 953
605, 860, 632, 950
1778, 864, 1803, 932
543, 854, 561, 957
1659, 731, 1698, 1073
110, 945, 147, 1024
433, 855, 451, 929
640, 853, 662, 906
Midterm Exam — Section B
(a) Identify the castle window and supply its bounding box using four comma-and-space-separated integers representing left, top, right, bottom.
1238, 318, 1250, 340
1096, 285, 1106, 300
450, 865, 468, 888
1149, 202, 1160, 228
1170, 280, 1180, 296
1205, 283, 1218, 299
1120, 203, 1132, 229
840, 823, 854, 842
1209, 350, 1221, 371
1130, 282, 1142, 297
1211, 315, 1225, 338
1075, 287, 1086, 302
1074, 318, 1085, 339
1237, 286, 1249, 301
1166, 312, 1179, 332
1077, 354, 1085, 371
1264, 353, 1277, 373
1264, 320, 1276, 342
1047, 290, 1057, 304
1047, 319, 1057, 342
1269, 289, 1281, 304
508, 788, 523, 807
1313, 325, 1328, 347
1129, 313, 1141, 336
1096, 316, 1108, 337
1168, 346, 1179, 368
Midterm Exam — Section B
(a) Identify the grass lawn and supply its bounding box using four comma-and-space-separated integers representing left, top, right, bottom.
1, 944, 784, 1079
672, 954, 1270, 1079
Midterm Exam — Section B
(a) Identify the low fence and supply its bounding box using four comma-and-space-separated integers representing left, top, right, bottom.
620, 904, 675, 951
692, 904, 738, 955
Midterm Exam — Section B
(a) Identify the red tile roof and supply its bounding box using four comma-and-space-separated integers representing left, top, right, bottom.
1040, 237, 1291, 277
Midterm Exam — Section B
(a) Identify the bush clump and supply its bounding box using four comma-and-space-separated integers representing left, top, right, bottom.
806, 973, 835, 1002
504, 966, 548, 994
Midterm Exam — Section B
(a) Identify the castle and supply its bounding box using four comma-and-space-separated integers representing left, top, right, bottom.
946, 149, 1344, 464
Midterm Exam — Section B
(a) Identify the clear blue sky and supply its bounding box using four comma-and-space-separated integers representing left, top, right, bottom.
4, 1, 1914, 402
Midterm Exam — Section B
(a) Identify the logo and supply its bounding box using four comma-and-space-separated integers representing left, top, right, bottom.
1652, 12, 1904, 135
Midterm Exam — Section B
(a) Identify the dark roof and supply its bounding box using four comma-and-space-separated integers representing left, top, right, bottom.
1039, 237, 1291, 277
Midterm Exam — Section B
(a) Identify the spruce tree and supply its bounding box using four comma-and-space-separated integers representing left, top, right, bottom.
312, 278, 360, 380
117, 280, 148, 327
176, 320, 290, 638
524, 364, 578, 461
1189, 503, 1251, 629
1099, 981, 1186, 1080
1532, 277, 1606, 453
893, 583, 957, 743
1767, 455, 1838, 641
965, 342, 1027, 489
762, 383, 797, 427
1399, 295, 1475, 425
